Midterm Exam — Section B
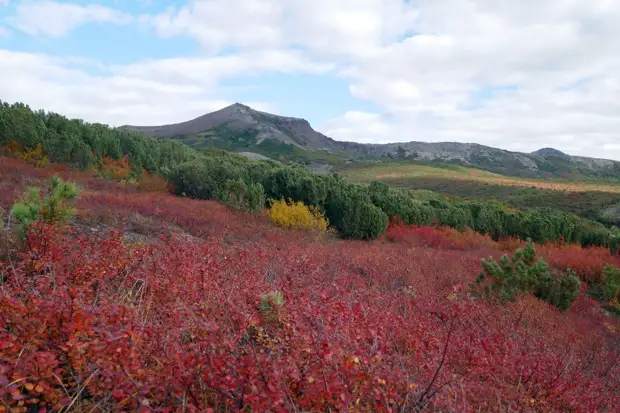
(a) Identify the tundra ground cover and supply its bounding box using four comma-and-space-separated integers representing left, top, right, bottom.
339, 162, 620, 194
368, 175, 620, 225
340, 162, 620, 228
1, 157, 619, 412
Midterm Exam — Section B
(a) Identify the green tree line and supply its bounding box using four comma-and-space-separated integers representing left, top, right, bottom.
0, 101, 198, 173
1, 100, 619, 249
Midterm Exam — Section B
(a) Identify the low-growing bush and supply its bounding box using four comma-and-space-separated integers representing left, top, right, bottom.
536, 243, 618, 284
258, 290, 285, 327
326, 185, 387, 240
99, 155, 132, 181
384, 223, 451, 248
137, 171, 171, 193
475, 242, 580, 311
10, 176, 79, 237
383, 221, 502, 251
218, 178, 265, 212
268, 198, 328, 232
19, 143, 48, 168
602, 265, 620, 303
338, 200, 387, 240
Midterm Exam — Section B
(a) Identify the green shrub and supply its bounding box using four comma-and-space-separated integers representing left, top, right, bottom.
11, 188, 42, 235
470, 204, 503, 237
326, 184, 387, 240
535, 268, 581, 311
367, 181, 434, 226
438, 206, 472, 230
259, 290, 285, 313
11, 176, 79, 237
339, 201, 388, 240
263, 167, 327, 206
217, 178, 265, 212
168, 160, 241, 200
475, 242, 580, 311
602, 265, 620, 303
610, 229, 620, 255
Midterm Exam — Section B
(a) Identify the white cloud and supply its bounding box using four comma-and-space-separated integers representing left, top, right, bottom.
323, 111, 396, 144
320, 0, 620, 159
0, 49, 327, 126
7, 1, 132, 37
3, 0, 620, 159
112, 50, 332, 88
149, 0, 284, 52
281, 0, 418, 58
148, 0, 417, 57
0, 26, 9, 37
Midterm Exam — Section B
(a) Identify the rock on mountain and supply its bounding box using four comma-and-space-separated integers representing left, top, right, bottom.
121, 103, 620, 179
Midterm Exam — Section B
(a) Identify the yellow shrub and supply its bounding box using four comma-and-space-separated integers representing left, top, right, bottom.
268, 199, 328, 232
19, 144, 48, 168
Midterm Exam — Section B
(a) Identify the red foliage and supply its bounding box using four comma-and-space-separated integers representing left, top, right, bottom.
384, 222, 620, 284
1, 158, 619, 411
102, 155, 132, 180
0, 223, 618, 412
537, 243, 620, 283
383, 222, 450, 248
383, 222, 503, 256
0, 140, 21, 156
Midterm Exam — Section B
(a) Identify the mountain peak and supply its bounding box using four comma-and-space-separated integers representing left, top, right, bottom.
220, 102, 253, 114
533, 147, 568, 158
121, 105, 620, 180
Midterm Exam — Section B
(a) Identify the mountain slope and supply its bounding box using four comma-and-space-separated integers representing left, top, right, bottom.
123, 103, 344, 151
122, 103, 620, 179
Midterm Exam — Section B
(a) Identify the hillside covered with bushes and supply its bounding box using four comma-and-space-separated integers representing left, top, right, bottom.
1, 155, 619, 412
2, 100, 619, 250
340, 162, 620, 228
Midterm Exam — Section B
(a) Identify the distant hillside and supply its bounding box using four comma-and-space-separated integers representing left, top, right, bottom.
122, 103, 620, 180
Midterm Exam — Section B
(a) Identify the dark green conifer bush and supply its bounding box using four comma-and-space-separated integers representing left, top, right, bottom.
475, 241, 580, 311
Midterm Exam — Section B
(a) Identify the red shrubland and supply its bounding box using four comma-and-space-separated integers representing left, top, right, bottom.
1, 223, 618, 412
536, 242, 620, 284
0, 157, 619, 411
385, 221, 620, 284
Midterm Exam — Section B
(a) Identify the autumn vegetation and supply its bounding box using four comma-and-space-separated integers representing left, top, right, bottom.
0, 154, 619, 412
268, 199, 329, 232
2, 100, 620, 247
1, 100, 620, 411
366, 174, 620, 227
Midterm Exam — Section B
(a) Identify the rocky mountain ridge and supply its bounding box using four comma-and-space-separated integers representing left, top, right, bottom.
122, 103, 620, 179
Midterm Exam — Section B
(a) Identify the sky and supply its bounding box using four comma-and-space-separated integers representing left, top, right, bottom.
1, 1, 620, 160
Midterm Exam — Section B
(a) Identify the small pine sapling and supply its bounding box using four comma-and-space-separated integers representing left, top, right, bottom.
602, 265, 620, 303
258, 290, 285, 327
475, 241, 580, 311
11, 176, 79, 238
